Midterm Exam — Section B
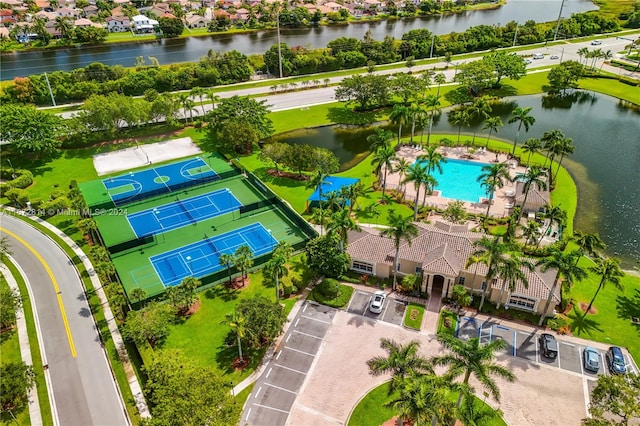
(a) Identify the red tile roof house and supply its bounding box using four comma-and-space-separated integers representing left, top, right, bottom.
346, 221, 560, 317
105, 15, 130, 32
0, 9, 18, 25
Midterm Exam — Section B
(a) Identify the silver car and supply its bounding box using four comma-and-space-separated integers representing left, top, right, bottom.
369, 291, 387, 314
583, 347, 600, 372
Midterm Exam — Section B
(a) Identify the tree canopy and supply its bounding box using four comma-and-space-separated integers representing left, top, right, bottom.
236, 296, 287, 350
206, 96, 274, 148
304, 233, 351, 278
0, 104, 63, 157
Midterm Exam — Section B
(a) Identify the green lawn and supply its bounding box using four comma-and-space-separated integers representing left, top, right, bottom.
437, 309, 458, 337
348, 381, 507, 426
161, 255, 309, 383
308, 284, 354, 308
565, 254, 640, 362
403, 303, 425, 330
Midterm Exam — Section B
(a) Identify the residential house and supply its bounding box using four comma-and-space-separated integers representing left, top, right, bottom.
35, 0, 52, 11
113, 0, 131, 5
83, 5, 99, 17
105, 15, 130, 31
323, 1, 343, 12
346, 221, 559, 316
0, 9, 18, 25
363, 0, 382, 11
0, 27, 10, 39
54, 7, 79, 18
184, 13, 209, 27
74, 17, 100, 28
34, 10, 57, 21
235, 7, 249, 21
110, 6, 126, 17
131, 14, 159, 32
514, 180, 550, 214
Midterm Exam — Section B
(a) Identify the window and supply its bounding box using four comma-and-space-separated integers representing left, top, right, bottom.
397, 262, 401, 271
507, 295, 536, 311
458, 276, 465, 285
352, 261, 373, 274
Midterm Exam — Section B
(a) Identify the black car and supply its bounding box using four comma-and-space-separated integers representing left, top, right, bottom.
539, 333, 558, 359
606, 346, 627, 375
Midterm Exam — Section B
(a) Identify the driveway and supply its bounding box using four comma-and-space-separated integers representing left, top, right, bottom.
346, 289, 407, 326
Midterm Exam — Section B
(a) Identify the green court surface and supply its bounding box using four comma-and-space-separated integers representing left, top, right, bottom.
95, 175, 266, 248
79, 153, 233, 209
112, 206, 310, 298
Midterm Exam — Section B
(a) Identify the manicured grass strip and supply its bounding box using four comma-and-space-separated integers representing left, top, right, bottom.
403, 303, 425, 330
234, 382, 254, 409
308, 284, 354, 309
4, 212, 142, 424
2, 259, 54, 425
438, 309, 458, 337
578, 77, 640, 105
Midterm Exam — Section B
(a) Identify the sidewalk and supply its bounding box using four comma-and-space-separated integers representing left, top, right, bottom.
4, 208, 150, 420
1, 261, 43, 425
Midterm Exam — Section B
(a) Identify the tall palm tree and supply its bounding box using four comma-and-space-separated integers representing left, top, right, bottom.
390, 104, 410, 144
550, 136, 575, 186
599, 49, 613, 72
521, 220, 541, 246
327, 208, 361, 252
467, 96, 492, 144
408, 103, 425, 144
306, 170, 330, 233
403, 163, 430, 221
434, 73, 446, 97
381, 212, 419, 290
540, 128, 565, 169
366, 338, 432, 394
515, 165, 547, 224
435, 334, 516, 408
206, 88, 220, 110
470, 236, 508, 312
219, 253, 235, 285
536, 248, 586, 325
583, 256, 624, 319
522, 137, 542, 165
482, 116, 503, 148
577, 47, 589, 65
226, 311, 246, 363
189, 86, 207, 116
537, 205, 566, 247
418, 145, 446, 176
477, 163, 511, 229
264, 243, 291, 302
571, 230, 607, 263
495, 254, 533, 308
341, 182, 367, 215
367, 127, 393, 152
420, 174, 438, 207
424, 94, 441, 146
54, 16, 74, 40
392, 157, 411, 198
234, 245, 254, 280
508, 106, 536, 155
450, 109, 471, 145
371, 145, 396, 202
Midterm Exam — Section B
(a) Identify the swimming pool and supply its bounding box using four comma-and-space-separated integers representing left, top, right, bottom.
416, 158, 490, 203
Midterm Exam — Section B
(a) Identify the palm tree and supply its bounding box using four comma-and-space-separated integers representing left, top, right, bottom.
420, 174, 438, 207
380, 211, 419, 290
189, 86, 207, 116
392, 157, 411, 198
571, 230, 607, 262
306, 170, 330, 233
219, 253, 235, 285
403, 163, 429, 221
536, 248, 586, 325
327, 208, 361, 252
434, 73, 446, 97
130, 288, 147, 306
342, 182, 367, 215
450, 109, 471, 145
541, 128, 565, 169
577, 47, 589, 65
371, 145, 396, 202
324, 190, 344, 213
234, 245, 254, 280
495, 254, 533, 308
390, 104, 410, 144
177, 93, 196, 123
508, 106, 536, 155
418, 145, 446, 176
467, 96, 492, 144
599, 50, 613, 72
366, 338, 432, 394
226, 311, 246, 363
264, 245, 290, 302
408, 103, 426, 144
435, 334, 516, 408
477, 163, 511, 229
515, 165, 547, 224
367, 127, 393, 152
583, 256, 624, 319
424, 94, 441, 146
521, 221, 541, 246
537, 205, 566, 247
482, 116, 503, 148
470, 236, 508, 312
54, 16, 74, 40
521, 137, 542, 165
550, 136, 575, 186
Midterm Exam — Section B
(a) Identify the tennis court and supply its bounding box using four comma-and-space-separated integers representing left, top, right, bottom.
127, 189, 242, 238
149, 223, 278, 287
104, 157, 218, 205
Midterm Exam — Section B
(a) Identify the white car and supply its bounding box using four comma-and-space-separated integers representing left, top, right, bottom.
369, 291, 387, 314
550, 55, 559, 60
591, 40, 602, 45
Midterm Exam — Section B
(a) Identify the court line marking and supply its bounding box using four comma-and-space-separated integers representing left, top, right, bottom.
264, 382, 297, 395
2, 228, 77, 358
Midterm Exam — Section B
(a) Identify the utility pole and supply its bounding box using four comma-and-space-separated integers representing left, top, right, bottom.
513, 24, 519, 47
429, 33, 435, 59
553, 0, 566, 42
44, 72, 56, 106
276, 5, 283, 79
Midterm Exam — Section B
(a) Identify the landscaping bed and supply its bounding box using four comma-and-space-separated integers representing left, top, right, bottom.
403, 303, 425, 330
308, 278, 355, 309
437, 309, 458, 337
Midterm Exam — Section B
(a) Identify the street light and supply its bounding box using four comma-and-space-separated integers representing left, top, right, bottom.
276, 7, 283, 79
553, 0, 566, 41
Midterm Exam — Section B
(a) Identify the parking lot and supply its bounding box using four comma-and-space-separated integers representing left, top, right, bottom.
242, 302, 336, 426
346, 290, 408, 326
457, 316, 637, 377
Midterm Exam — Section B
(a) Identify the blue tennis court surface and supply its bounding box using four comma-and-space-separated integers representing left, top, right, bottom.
150, 223, 278, 287
103, 157, 217, 205
127, 189, 242, 238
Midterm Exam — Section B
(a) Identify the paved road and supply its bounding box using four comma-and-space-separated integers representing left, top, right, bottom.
1, 214, 128, 426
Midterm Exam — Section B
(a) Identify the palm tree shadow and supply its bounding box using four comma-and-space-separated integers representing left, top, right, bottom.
568, 306, 604, 337
616, 289, 640, 336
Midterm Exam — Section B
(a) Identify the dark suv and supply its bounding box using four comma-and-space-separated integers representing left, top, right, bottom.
606, 346, 627, 375
539, 333, 558, 359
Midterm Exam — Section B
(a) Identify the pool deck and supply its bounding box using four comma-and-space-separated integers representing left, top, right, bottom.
387, 145, 527, 218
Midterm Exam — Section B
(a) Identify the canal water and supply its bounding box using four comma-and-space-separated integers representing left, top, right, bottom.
0, 0, 596, 79
272, 93, 640, 267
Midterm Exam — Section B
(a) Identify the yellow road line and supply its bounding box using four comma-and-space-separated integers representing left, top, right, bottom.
1, 227, 77, 358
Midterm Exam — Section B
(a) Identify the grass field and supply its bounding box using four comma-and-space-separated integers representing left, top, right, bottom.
403, 303, 425, 330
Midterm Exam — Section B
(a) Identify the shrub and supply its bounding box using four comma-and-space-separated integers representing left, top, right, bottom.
338, 274, 360, 284
42, 196, 70, 216
547, 314, 569, 333
317, 278, 340, 299
281, 275, 294, 297
49, 189, 67, 200
5, 188, 29, 206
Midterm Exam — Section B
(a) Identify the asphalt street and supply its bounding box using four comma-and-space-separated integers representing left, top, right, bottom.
1, 213, 128, 426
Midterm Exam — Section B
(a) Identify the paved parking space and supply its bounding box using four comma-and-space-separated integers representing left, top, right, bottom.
347, 290, 407, 326
242, 302, 335, 426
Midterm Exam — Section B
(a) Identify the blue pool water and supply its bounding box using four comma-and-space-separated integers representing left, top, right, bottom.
416, 158, 490, 203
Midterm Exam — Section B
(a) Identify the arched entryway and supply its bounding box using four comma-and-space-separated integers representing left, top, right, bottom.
432, 275, 445, 293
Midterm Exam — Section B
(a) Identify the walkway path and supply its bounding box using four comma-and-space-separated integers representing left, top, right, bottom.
0, 261, 43, 425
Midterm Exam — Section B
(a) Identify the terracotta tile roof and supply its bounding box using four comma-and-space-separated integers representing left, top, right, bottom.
490, 262, 560, 303
515, 181, 549, 206
347, 228, 395, 264
421, 243, 461, 276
